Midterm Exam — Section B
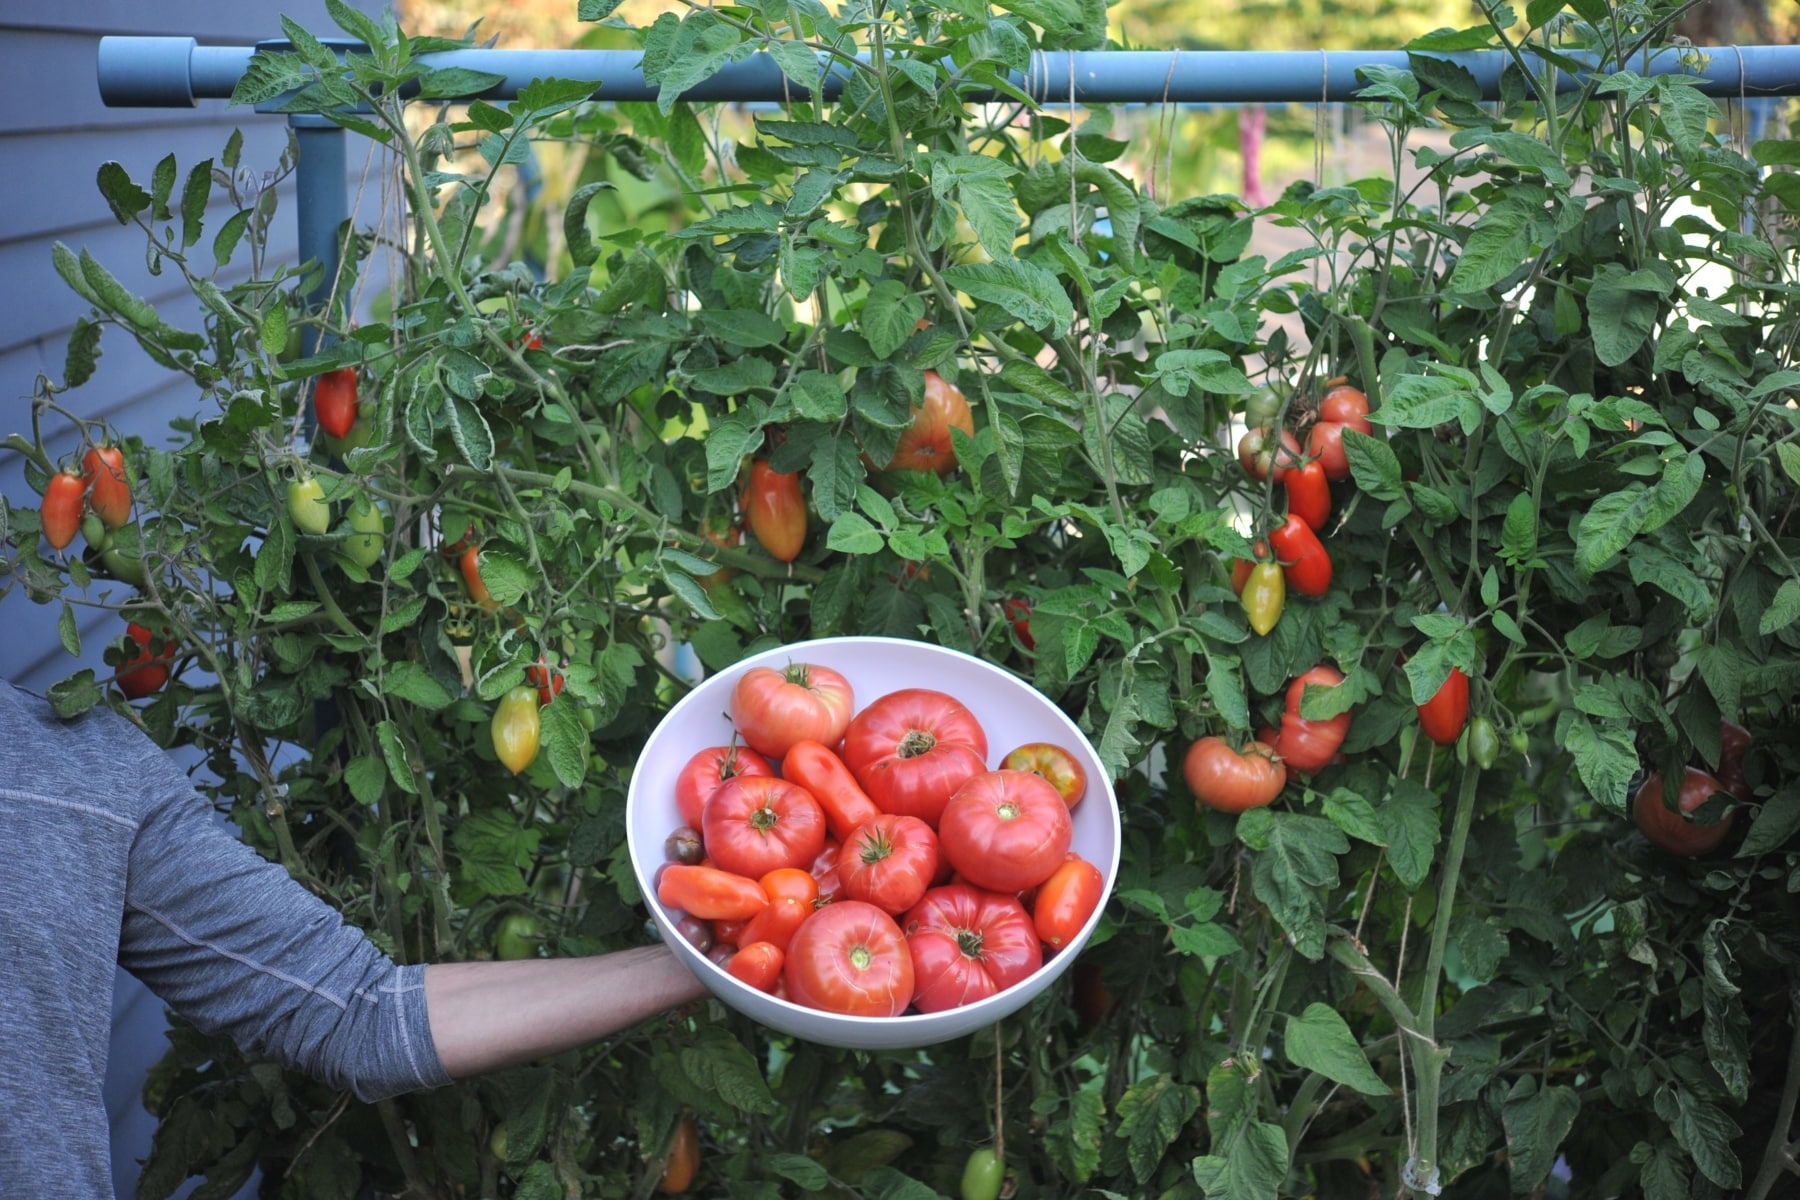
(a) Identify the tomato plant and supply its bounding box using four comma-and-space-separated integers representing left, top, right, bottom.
783, 901, 914, 1017
902, 883, 1040, 1012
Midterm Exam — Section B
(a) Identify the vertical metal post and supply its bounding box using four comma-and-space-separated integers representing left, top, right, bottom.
288, 114, 347, 357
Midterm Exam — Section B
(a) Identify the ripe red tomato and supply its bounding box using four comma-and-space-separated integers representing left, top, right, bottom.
657, 865, 769, 922
743, 459, 807, 562
886, 370, 975, 474
838, 813, 940, 915
901, 883, 1041, 1012
701, 776, 827, 879
1283, 459, 1331, 532
1717, 719, 1753, 801
656, 1118, 700, 1195
1183, 736, 1286, 812
1270, 515, 1332, 597
1633, 766, 1737, 856
999, 742, 1087, 810
1417, 667, 1470, 746
116, 622, 174, 700
781, 739, 882, 840
730, 662, 855, 759
674, 743, 775, 829
41, 471, 86, 551
1276, 666, 1352, 773
459, 546, 500, 611
695, 516, 741, 588
1003, 597, 1035, 650
313, 368, 359, 440
1306, 421, 1354, 482
726, 941, 785, 992
842, 688, 989, 827
937, 770, 1073, 893
1319, 382, 1373, 432
1238, 426, 1302, 483
739, 897, 810, 952
760, 867, 818, 906
1033, 854, 1105, 950
82, 445, 133, 529
783, 900, 915, 1016
525, 656, 565, 707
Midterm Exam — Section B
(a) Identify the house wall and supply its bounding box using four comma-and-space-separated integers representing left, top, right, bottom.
0, 5, 382, 1196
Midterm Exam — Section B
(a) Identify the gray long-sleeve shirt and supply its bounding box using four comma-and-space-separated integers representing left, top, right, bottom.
0, 679, 450, 1198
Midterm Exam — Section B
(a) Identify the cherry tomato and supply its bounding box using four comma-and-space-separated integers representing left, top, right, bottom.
491, 686, 541, 775
781, 739, 882, 840
702, 776, 827, 879
1241, 561, 1286, 636
999, 742, 1087, 810
1275, 666, 1352, 774
1633, 766, 1737, 857
671, 915, 713, 955
287, 476, 330, 536
1417, 667, 1470, 747
937, 770, 1073, 893
1269, 515, 1332, 597
656, 1118, 700, 1195
116, 622, 174, 700
842, 688, 989, 828
1002, 597, 1035, 650
887, 369, 975, 474
658, 865, 769, 922
743, 458, 807, 562
40, 471, 85, 550
674, 743, 775, 829
343, 494, 385, 568
459, 545, 500, 611
726, 941, 785, 992
739, 894, 810, 951
783, 900, 915, 1016
839, 814, 940, 915
1033, 854, 1105, 950
961, 1148, 1005, 1200
1283, 459, 1331, 532
1238, 425, 1302, 483
1183, 736, 1286, 812
313, 367, 359, 440
730, 662, 855, 759
902, 884, 1041, 1013
82, 445, 132, 529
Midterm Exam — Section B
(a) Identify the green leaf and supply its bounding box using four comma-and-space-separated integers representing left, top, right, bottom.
825, 511, 884, 554
699, 309, 788, 349
1322, 788, 1386, 846
768, 1155, 831, 1190
1381, 780, 1441, 891
539, 696, 589, 789
1046, 1088, 1105, 1183
63, 317, 102, 388
1285, 1004, 1391, 1095
57, 602, 81, 657
1738, 786, 1800, 855
1759, 579, 1800, 635
1776, 441, 1800, 485
344, 756, 386, 805
179, 158, 212, 249
1247, 812, 1347, 959
1370, 374, 1468, 429
1574, 486, 1654, 578
941, 259, 1075, 338
96, 162, 151, 225
862, 280, 924, 359
383, 661, 455, 710
1563, 715, 1638, 810
578, 0, 625, 18
416, 67, 506, 100
1502, 1080, 1580, 1193
1191, 1122, 1289, 1200
260, 305, 290, 359
376, 719, 418, 794
1588, 265, 1672, 367
930, 154, 1020, 260
1671, 1087, 1741, 1189
680, 1028, 782, 1116
475, 551, 533, 606
1115, 1075, 1201, 1183
789, 370, 847, 422
451, 809, 539, 896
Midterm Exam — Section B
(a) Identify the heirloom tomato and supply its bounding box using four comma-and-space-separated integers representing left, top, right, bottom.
886, 370, 975, 474
842, 688, 989, 827
1033, 854, 1105, 950
730, 662, 854, 759
674, 742, 774, 829
1183, 736, 1286, 813
1276, 666, 1352, 773
1319, 381, 1373, 431
40, 471, 85, 550
701, 776, 827, 879
783, 900, 914, 1017
1717, 719, 1754, 801
838, 813, 940, 915
999, 742, 1087, 810
1633, 767, 1737, 857
901, 884, 1041, 1013
937, 770, 1072, 893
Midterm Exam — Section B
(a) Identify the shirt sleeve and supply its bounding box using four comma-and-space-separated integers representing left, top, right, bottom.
117, 750, 451, 1102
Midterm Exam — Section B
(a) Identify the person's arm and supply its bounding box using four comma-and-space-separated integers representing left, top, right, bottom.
423, 944, 709, 1078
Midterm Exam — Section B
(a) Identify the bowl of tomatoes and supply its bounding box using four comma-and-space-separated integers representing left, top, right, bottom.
626, 636, 1121, 1050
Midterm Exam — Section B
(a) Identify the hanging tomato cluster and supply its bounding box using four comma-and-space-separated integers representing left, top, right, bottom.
651, 661, 1104, 1017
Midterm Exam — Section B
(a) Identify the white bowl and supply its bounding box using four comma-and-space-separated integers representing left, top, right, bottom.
626, 636, 1121, 1050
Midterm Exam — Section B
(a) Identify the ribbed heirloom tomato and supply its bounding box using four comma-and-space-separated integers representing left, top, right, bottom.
784, 900, 914, 1016
1275, 666, 1353, 773
902, 883, 1041, 1013
1183, 736, 1286, 812
842, 688, 989, 827
674, 742, 774, 828
999, 742, 1087, 810
838, 813, 939, 914
937, 770, 1072, 893
701, 776, 827, 879
730, 662, 854, 759
1633, 766, 1737, 856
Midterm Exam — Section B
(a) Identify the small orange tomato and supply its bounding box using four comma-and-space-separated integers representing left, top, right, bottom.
459, 546, 499, 611
726, 941, 786, 993
655, 1118, 700, 1194
886, 370, 975, 474
743, 459, 806, 563
999, 742, 1088, 810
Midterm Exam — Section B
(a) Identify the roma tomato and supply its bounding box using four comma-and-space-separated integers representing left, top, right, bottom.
1033, 854, 1105, 950
491, 686, 541, 775
960, 1148, 1005, 1200
343, 494, 385, 568
1283, 459, 1331, 532
783, 900, 914, 1017
781, 739, 881, 840
1241, 561, 1285, 637
82, 445, 132, 529
313, 368, 359, 440
1633, 767, 1737, 857
838, 813, 940, 915
887, 370, 975, 474
1463, 715, 1501, 770
1003, 597, 1035, 650
702, 776, 827, 879
656, 1118, 700, 1195
730, 662, 855, 759
1183, 736, 1286, 813
459, 546, 500, 611
675, 743, 775, 829
657, 864, 769, 922
287, 476, 330, 536
727, 941, 785, 992
937, 770, 1072, 893
41, 471, 85, 550
1417, 667, 1470, 746
116, 622, 174, 700
842, 688, 989, 828
743, 459, 806, 562
902, 884, 1041, 1013
1238, 425, 1302, 483
1276, 666, 1352, 773
999, 742, 1087, 810
1269, 515, 1331, 597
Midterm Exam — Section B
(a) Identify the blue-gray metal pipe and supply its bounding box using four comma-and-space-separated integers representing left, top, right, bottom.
99, 37, 1800, 107
288, 116, 348, 355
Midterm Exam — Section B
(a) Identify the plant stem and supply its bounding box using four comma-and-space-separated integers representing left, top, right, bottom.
1747, 980, 1800, 1200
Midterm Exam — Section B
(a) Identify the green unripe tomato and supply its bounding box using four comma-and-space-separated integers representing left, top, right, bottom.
81, 511, 108, 548
327, 414, 376, 457
1466, 716, 1500, 770
1509, 727, 1530, 756
100, 541, 146, 586
960, 1148, 1004, 1200
288, 476, 331, 536
343, 494, 385, 568
494, 912, 544, 961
